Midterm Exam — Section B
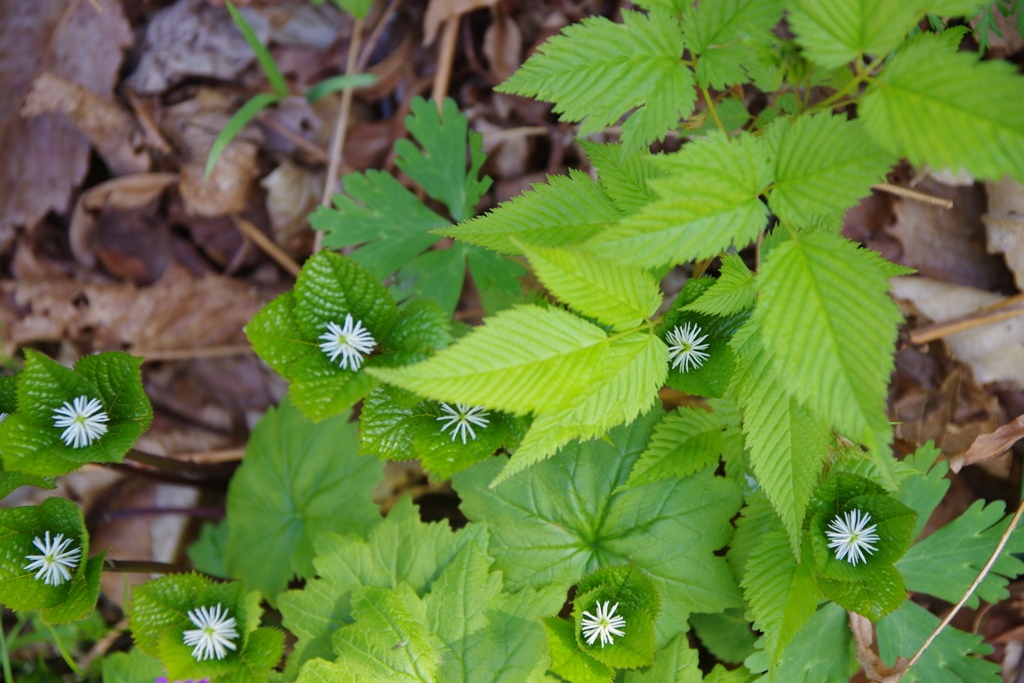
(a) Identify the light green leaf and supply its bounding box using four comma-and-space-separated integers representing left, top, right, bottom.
224, 401, 383, 603
277, 497, 488, 676
898, 499, 1024, 607
226, 1, 289, 98
685, 254, 755, 316
42, 551, 104, 624
102, 648, 165, 683
544, 616, 615, 683
453, 412, 744, 646
395, 97, 491, 222
440, 169, 621, 254
333, 0, 374, 18
584, 132, 771, 268
620, 406, 738, 491
786, 0, 923, 70
368, 305, 615, 415
860, 32, 1024, 182
494, 332, 667, 485
754, 603, 855, 683
683, 0, 785, 89
205, 92, 280, 179
765, 114, 895, 225
572, 564, 660, 668
896, 442, 949, 541
306, 73, 378, 103
621, 633, 702, 683
689, 609, 757, 665
726, 491, 780, 585
498, 9, 695, 149
310, 171, 449, 279
876, 600, 1000, 683
756, 230, 903, 480
188, 521, 229, 579
729, 325, 832, 552
517, 241, 661, 330
742, 531, 819, 671
578, 141, 662, 215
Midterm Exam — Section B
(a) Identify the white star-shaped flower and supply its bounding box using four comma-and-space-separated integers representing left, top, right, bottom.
826, 508, 880, 566
52, 396, 108, 449
318, 314, 376, 371
666, 322, 710, 373
0, 412, 8, 425
437, 402, 490, 444
24, 531, 81, 586
182, 603, 239, 661
581, 601, 626, 648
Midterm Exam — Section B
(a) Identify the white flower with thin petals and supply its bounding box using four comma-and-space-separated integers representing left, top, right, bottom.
52, 396, 108, 449
666, 323, 710, 373
318, 314, 376, 371
826, 509, 880, 566
436, 403, 490, 444
0, 412, 8, 425
182, 604, 239, 661
24, 531, 81, 586
581, 601, 626, 648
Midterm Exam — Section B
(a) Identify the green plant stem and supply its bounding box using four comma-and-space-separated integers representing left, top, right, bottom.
46, 624, 83, 676
701, 87, 727, 134
0, 618, 12, 683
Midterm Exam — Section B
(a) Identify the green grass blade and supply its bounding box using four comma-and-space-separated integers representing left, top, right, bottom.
306, 73, 379, 103
205, 91, 280, 179
226, 0, 289, 98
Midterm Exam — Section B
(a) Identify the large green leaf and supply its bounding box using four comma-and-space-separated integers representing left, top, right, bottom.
685, 254, 756, 317
578, 141, 662, 216
786, 0, 923, 70
689, 609, 757, 666
584, 132, 771, 268
498, 9, 694, 149
368, 305, 615, 415
517, 241, 661, 330
395, 97, 491, 222
861, 31, 1024, 182
453, 411, 744, 646
765, 114, 895, 225
750, 603, 855, 683
756, 231, 903, 481
683, 0, 784, 88
876, 600, 1001, 683
440, 170, 621, 254
224, 402, 383, 603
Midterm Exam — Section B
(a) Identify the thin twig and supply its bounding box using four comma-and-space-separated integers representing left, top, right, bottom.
431, 16, 460, 112
135, 344, 254, 362
316, 17, 366, 253
701, 86, 726, 134
257, 112, 329, 163
176, 447, 247, 464
872, 183, 954, 209
99, 507, 224, 523
124, 449, 235, 477
87, 0, 103, 11
357, 0, 403, 72
232, 215, 301, 276
909, 292, 1024, 344
102, 559, 192, 575
902, 497, 1024, 675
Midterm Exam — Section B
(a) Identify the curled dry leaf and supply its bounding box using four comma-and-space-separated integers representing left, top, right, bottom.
0, 0, 132, 233
21, 71, 150, 176
69, 173, 179, 267
179, 139, 260, 217
950, 413, 1024, 473
482, 10, 523, 83
984, 176, 1024, 290
126, 0, 270, 95
260, 160, 319, 256
849, 611, 911, 683
893, 276, 1024, 388
423, 0, 500, 45
0, 264, 266, 356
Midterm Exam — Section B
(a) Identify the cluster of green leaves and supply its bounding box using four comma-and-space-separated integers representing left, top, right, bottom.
310, 96, 524, 315
206, 1, 378, 177
129, 573, 283, 683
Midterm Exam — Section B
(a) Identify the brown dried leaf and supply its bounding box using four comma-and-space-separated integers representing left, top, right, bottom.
423, 0, 500, 44
483, 12, 523, 83
179, 139, 259, 217
950, 413, 1024, 473
21, 71, 150, 175
984, 176, 1024, 290
0, 0, 133, 233
260, 160, 318, 256
126, 0, 270, 95
849, 611, 912, 683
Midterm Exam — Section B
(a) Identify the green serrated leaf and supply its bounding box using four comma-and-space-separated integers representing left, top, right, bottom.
277, 497, 488, 676
786, 0, 924, 70
441, 169, 621, 253
689, 609, 757, 665
41, 550, 104, 624
413, 401, 522, 480
578, 141, 663, 216
545, 615, 615, 683
756, 603, 855, 683
368, 305, 615, 415
756, 231, 903, 481
584, 132, 771, 268
517, 241, 661, 330
896, 442, 949, 541
683, 0, 784, 89
454, 412, 744, 646
573, 564, 659, 668
395, 97, 492, 222
498, 9, 695, 149
876, 600, 1000, 683
685, 254, 756, 317
311, 171, 449, 279
224, 401, 382, 603
102, 648, 166, 683
188, 521, 230, 579
898, 499, 1024, 607
726, 491, 780, 585
860, 32, 1024, 182
742, 531, 819, 671
764, 114, 895, 225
